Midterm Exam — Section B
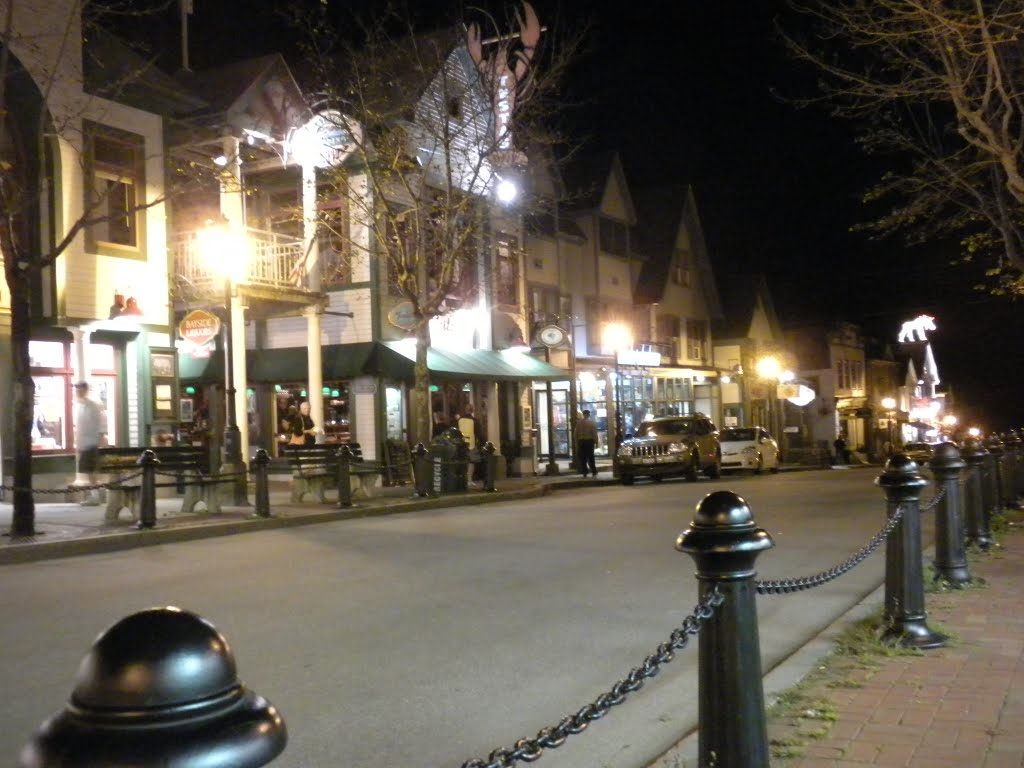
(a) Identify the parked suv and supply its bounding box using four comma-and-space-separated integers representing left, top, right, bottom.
616, 414, 721, 485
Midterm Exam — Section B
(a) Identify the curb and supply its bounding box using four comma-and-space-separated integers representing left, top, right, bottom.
0, 483, 557, 567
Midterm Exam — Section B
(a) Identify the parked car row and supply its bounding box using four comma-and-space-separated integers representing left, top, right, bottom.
616, 416, 783, 485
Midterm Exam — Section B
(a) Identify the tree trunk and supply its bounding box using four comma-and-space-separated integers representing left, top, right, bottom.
412, 321, 431, 447
8, 265, 35, 536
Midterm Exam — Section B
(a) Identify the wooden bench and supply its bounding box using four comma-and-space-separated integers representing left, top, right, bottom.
97, 446, 223, 523
285, 443, 385, 502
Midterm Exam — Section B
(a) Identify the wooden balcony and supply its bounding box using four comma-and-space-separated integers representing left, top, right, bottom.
171, 227, 325, 317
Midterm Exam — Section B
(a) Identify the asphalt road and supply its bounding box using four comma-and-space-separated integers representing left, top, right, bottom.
3, 467, 923, 767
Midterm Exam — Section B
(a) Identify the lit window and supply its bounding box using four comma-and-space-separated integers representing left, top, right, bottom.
84, 122, 145, 258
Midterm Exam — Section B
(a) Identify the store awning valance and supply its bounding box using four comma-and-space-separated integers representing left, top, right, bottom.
179, 341, 569, 384
382, 341, 569, 381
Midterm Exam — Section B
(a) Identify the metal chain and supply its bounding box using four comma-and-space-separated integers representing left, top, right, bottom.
920, 485, 947, 512
756, 503, 908, 595
460, 587, 723, 768
152, 468, 249, 480
0, 472, 145, 495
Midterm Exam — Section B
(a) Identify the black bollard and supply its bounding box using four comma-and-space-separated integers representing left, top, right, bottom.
1001, 431, 1022, 508
19, 607, 286, 767
929, 442, 972, 587
877, 455, 946, 648
412, 443, 431, 498
676, 491, 774, 768
336, 444, 354, 508
482, 441, 497, 492
1011, 429, 1024, 504
985, 435, 1005, 514
252, 449, 271, 518
137, 449, 158, 530
961, 437, 993, 551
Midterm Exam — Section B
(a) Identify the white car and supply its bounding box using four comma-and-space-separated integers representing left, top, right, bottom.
719, 426, 780, 474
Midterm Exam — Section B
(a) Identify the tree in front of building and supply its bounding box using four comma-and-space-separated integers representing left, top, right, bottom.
783, 0, 1024, 295
290, 1, 578, 444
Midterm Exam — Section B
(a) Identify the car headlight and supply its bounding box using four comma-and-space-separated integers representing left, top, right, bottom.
618, 445, 633, 457
667, 442, 687, 454
742, 446, 758, 455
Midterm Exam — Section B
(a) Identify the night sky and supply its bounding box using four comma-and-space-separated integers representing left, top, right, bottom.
135, 0, 1023, 430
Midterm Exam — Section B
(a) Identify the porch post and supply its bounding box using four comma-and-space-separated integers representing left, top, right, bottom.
301, 162, 325, 441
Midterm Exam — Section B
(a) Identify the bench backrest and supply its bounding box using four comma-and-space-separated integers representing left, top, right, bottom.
285, 443, 364, 469
97, 446, 209, 474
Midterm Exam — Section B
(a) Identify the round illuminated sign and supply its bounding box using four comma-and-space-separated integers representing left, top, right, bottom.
387, 300, 417, 331
538, 325, 567, 347
178, 309, 221, 347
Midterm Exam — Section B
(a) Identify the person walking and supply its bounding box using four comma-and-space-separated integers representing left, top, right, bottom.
74, 381, 105, 506
457, 405, 485, 486
290, 401, 318, 446
576, 409, 598, 477
833, 433, 850, 465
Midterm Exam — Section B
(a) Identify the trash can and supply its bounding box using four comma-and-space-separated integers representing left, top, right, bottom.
430, 428, 469, 492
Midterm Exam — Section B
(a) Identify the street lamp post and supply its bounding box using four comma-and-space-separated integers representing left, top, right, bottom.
198, 221, 248, 505
882, 396, 897, 455
604, 323, 632, 475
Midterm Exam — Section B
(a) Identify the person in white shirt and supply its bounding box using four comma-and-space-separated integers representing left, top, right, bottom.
74, 382, 105, 506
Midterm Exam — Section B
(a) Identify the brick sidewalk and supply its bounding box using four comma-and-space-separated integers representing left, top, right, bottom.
769, 513, 1024, 767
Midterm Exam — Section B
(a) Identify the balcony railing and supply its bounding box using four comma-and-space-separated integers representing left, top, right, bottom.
171, 227, 308, 297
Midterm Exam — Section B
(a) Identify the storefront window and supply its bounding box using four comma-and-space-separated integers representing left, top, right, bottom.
274, 383, 351, 445
30, 339, 117, 452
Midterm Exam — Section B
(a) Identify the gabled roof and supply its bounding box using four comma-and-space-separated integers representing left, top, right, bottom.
896, 341, 940, 385
712, 274, 783, 342
561, 150, 639, 221
629, 182, 722, 319
84, 26, 207, 116
174, 54, 309, 140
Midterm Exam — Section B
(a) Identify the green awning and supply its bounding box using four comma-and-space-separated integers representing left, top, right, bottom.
180, 341, 568, 384
382, 341, 569, 381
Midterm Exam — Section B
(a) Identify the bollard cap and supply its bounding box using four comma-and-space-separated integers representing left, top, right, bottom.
676, 491, 774, 577
929, 441, 965, 474
960, 435, 989, 462
876, 453, 928, 497
20, 607, 286, 768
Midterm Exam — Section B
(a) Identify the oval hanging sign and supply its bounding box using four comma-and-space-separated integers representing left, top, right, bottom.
178, 309, 221, 347
387, 300, 417, 331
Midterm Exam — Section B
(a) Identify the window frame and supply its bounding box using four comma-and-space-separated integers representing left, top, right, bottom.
84, 121, 147, 259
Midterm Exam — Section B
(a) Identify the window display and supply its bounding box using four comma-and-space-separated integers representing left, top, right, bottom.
275, 383, 351, 446
30, 339, 117, 453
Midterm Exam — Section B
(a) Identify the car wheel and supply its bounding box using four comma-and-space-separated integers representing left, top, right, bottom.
620, 474, 636, 486
685, 451, 700, 482
705, 453, 721, 480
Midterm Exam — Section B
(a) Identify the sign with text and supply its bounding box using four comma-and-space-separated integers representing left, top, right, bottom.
178, 309, 221, 351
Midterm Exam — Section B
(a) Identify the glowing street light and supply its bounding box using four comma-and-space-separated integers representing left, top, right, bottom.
198, 219, 248, 504
881, 396, 897, 452
603, 322, 632, 465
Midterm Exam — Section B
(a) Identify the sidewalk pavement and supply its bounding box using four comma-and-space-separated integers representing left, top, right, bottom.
762, 510, 1024, 768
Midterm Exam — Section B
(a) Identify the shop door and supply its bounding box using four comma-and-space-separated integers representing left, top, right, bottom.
534, 389, 569, 458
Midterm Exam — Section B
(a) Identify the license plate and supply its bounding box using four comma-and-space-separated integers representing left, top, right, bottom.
642, 457, 656, 465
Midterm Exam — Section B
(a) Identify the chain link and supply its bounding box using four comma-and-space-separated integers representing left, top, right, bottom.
756, 503, 908, 594
0, 472, 145, 495
459, 587, 723, 768
920, 485, 947, 512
